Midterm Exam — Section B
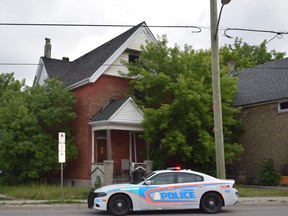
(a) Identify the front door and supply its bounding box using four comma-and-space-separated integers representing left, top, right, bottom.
97, 139, 107, 163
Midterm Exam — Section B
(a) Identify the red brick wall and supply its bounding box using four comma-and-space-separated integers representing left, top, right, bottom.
112, 131, 130, 169
64, 75, 129, 180
111, 131, 146, 169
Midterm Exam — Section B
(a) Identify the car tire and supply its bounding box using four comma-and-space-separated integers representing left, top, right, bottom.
108, 194, 131, 216
200, 192, 223, 214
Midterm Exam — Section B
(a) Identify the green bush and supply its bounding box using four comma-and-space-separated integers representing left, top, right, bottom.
259, 158, 280, 186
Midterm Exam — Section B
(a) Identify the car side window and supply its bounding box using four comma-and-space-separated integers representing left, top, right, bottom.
149, 173, 175, 185
176, 173, 204, 183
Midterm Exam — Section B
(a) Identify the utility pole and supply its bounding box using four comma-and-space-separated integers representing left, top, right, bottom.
210, 0, 230, 179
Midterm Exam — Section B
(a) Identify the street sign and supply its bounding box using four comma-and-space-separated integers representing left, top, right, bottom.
58, 132, 66, 163
59, 151, 66, 163
58, 143, 66, 163
58, 132, 66, 202
58, 143, 65, 152
58, 132, 65, 144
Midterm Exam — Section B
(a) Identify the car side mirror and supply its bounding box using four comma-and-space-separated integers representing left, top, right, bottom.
144, 180, 152, 185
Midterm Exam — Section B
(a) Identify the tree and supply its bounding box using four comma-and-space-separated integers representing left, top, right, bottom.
220, 37, 285, 70
0, 74, 77, 184
124, 36, 284, 173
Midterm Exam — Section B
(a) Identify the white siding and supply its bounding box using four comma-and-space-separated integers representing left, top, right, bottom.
104, 30, 150, 77
38, 67, 49, 85
128, 30, 150, 50
110, 100, 143, 124
104, 52, 129, 77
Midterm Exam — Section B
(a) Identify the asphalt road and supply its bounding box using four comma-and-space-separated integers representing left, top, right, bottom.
1, 204, 288, 216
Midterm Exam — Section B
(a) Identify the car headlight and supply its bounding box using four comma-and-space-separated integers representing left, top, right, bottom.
95, 192, 107, 198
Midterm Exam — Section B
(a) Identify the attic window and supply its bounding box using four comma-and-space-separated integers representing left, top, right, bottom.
129, 54, 139, 63
278, 101, 288, 112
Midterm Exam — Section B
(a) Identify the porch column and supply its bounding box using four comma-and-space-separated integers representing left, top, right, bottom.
107, 130, 112, 160
146, 141, 150, 160
104, 160, 114, 185
129, 132, 132, 162
91, 130, 95, 163
133, 132, 137, 162
144, 160, 153, 173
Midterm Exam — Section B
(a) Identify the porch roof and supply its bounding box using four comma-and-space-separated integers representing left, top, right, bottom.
89, 97, 144, 131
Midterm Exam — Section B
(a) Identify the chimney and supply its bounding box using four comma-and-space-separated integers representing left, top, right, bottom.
44, 38, 51, 58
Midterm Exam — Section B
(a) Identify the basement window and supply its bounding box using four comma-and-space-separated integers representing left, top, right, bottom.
278, 101, 288, 112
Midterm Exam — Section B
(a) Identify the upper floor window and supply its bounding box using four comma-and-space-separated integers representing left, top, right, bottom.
278, 101, 288, 113
129, 54, 139, 63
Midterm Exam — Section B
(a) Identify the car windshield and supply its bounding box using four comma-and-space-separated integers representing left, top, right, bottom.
131, 171, 156, 184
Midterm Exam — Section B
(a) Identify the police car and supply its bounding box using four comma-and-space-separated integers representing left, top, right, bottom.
88, 167, 238, 215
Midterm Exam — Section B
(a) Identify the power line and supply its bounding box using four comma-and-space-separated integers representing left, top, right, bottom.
1, 23, 288, 67
224, 27, 288, 38
0, 63, 128, 66
0, 22, 202, 30
0, 63, 39, 66
224, 27, 288, 45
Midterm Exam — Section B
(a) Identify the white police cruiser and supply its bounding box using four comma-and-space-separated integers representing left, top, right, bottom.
88, 167, 238, 215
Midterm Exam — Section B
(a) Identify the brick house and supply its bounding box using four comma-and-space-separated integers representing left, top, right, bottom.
233, 58, 288, 184
33, 22, 156, 186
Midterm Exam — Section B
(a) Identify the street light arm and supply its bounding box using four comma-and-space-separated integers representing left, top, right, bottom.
214, 4, 225, 39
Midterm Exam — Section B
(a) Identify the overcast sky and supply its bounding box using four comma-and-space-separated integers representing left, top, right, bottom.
1, 0, 288, 86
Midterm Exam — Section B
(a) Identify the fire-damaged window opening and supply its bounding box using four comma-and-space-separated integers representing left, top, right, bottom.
129, 54, 139, 63
278, 101, 288, 113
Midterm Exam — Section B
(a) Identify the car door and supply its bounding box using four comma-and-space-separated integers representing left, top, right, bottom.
139, 172, 177, 210
174, 172, 206, 209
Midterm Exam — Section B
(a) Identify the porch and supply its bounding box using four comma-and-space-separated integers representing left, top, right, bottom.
91, 160, 153, 187
89, 97, 152, 186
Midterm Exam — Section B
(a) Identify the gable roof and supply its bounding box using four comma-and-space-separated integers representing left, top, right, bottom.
235, 57, 288, 107
37, 22, 155, 89
89, 97, 144, 131
91, 97, 130, 122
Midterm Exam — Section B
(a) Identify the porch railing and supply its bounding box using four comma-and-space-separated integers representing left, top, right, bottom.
130, 162, 147, 183
92, 161, 151, 186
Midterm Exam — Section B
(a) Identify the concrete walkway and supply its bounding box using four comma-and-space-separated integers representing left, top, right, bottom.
238, 197, 288, 205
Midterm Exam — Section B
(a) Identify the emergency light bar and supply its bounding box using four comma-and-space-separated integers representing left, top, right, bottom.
167, 167, 181, 170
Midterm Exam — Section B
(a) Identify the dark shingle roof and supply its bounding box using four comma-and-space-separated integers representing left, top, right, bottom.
90, 97, 129, 122
41, 57, 74, 80
42, 22, 146, 87
235, 57, 288, 107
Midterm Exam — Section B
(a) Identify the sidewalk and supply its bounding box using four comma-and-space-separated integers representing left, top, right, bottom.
0, 198, 87, 207
238, 197, 288, 205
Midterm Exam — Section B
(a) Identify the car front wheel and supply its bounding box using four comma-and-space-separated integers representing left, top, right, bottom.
108, 194, 131, 216
200, 192, 223, 214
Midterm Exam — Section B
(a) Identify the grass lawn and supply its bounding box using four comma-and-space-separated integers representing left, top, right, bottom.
236, 185, 288, 197
0, 184, 90, 200
0, 184, 288, 200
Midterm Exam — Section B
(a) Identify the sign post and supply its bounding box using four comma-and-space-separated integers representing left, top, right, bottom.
58, 132, 66, 202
